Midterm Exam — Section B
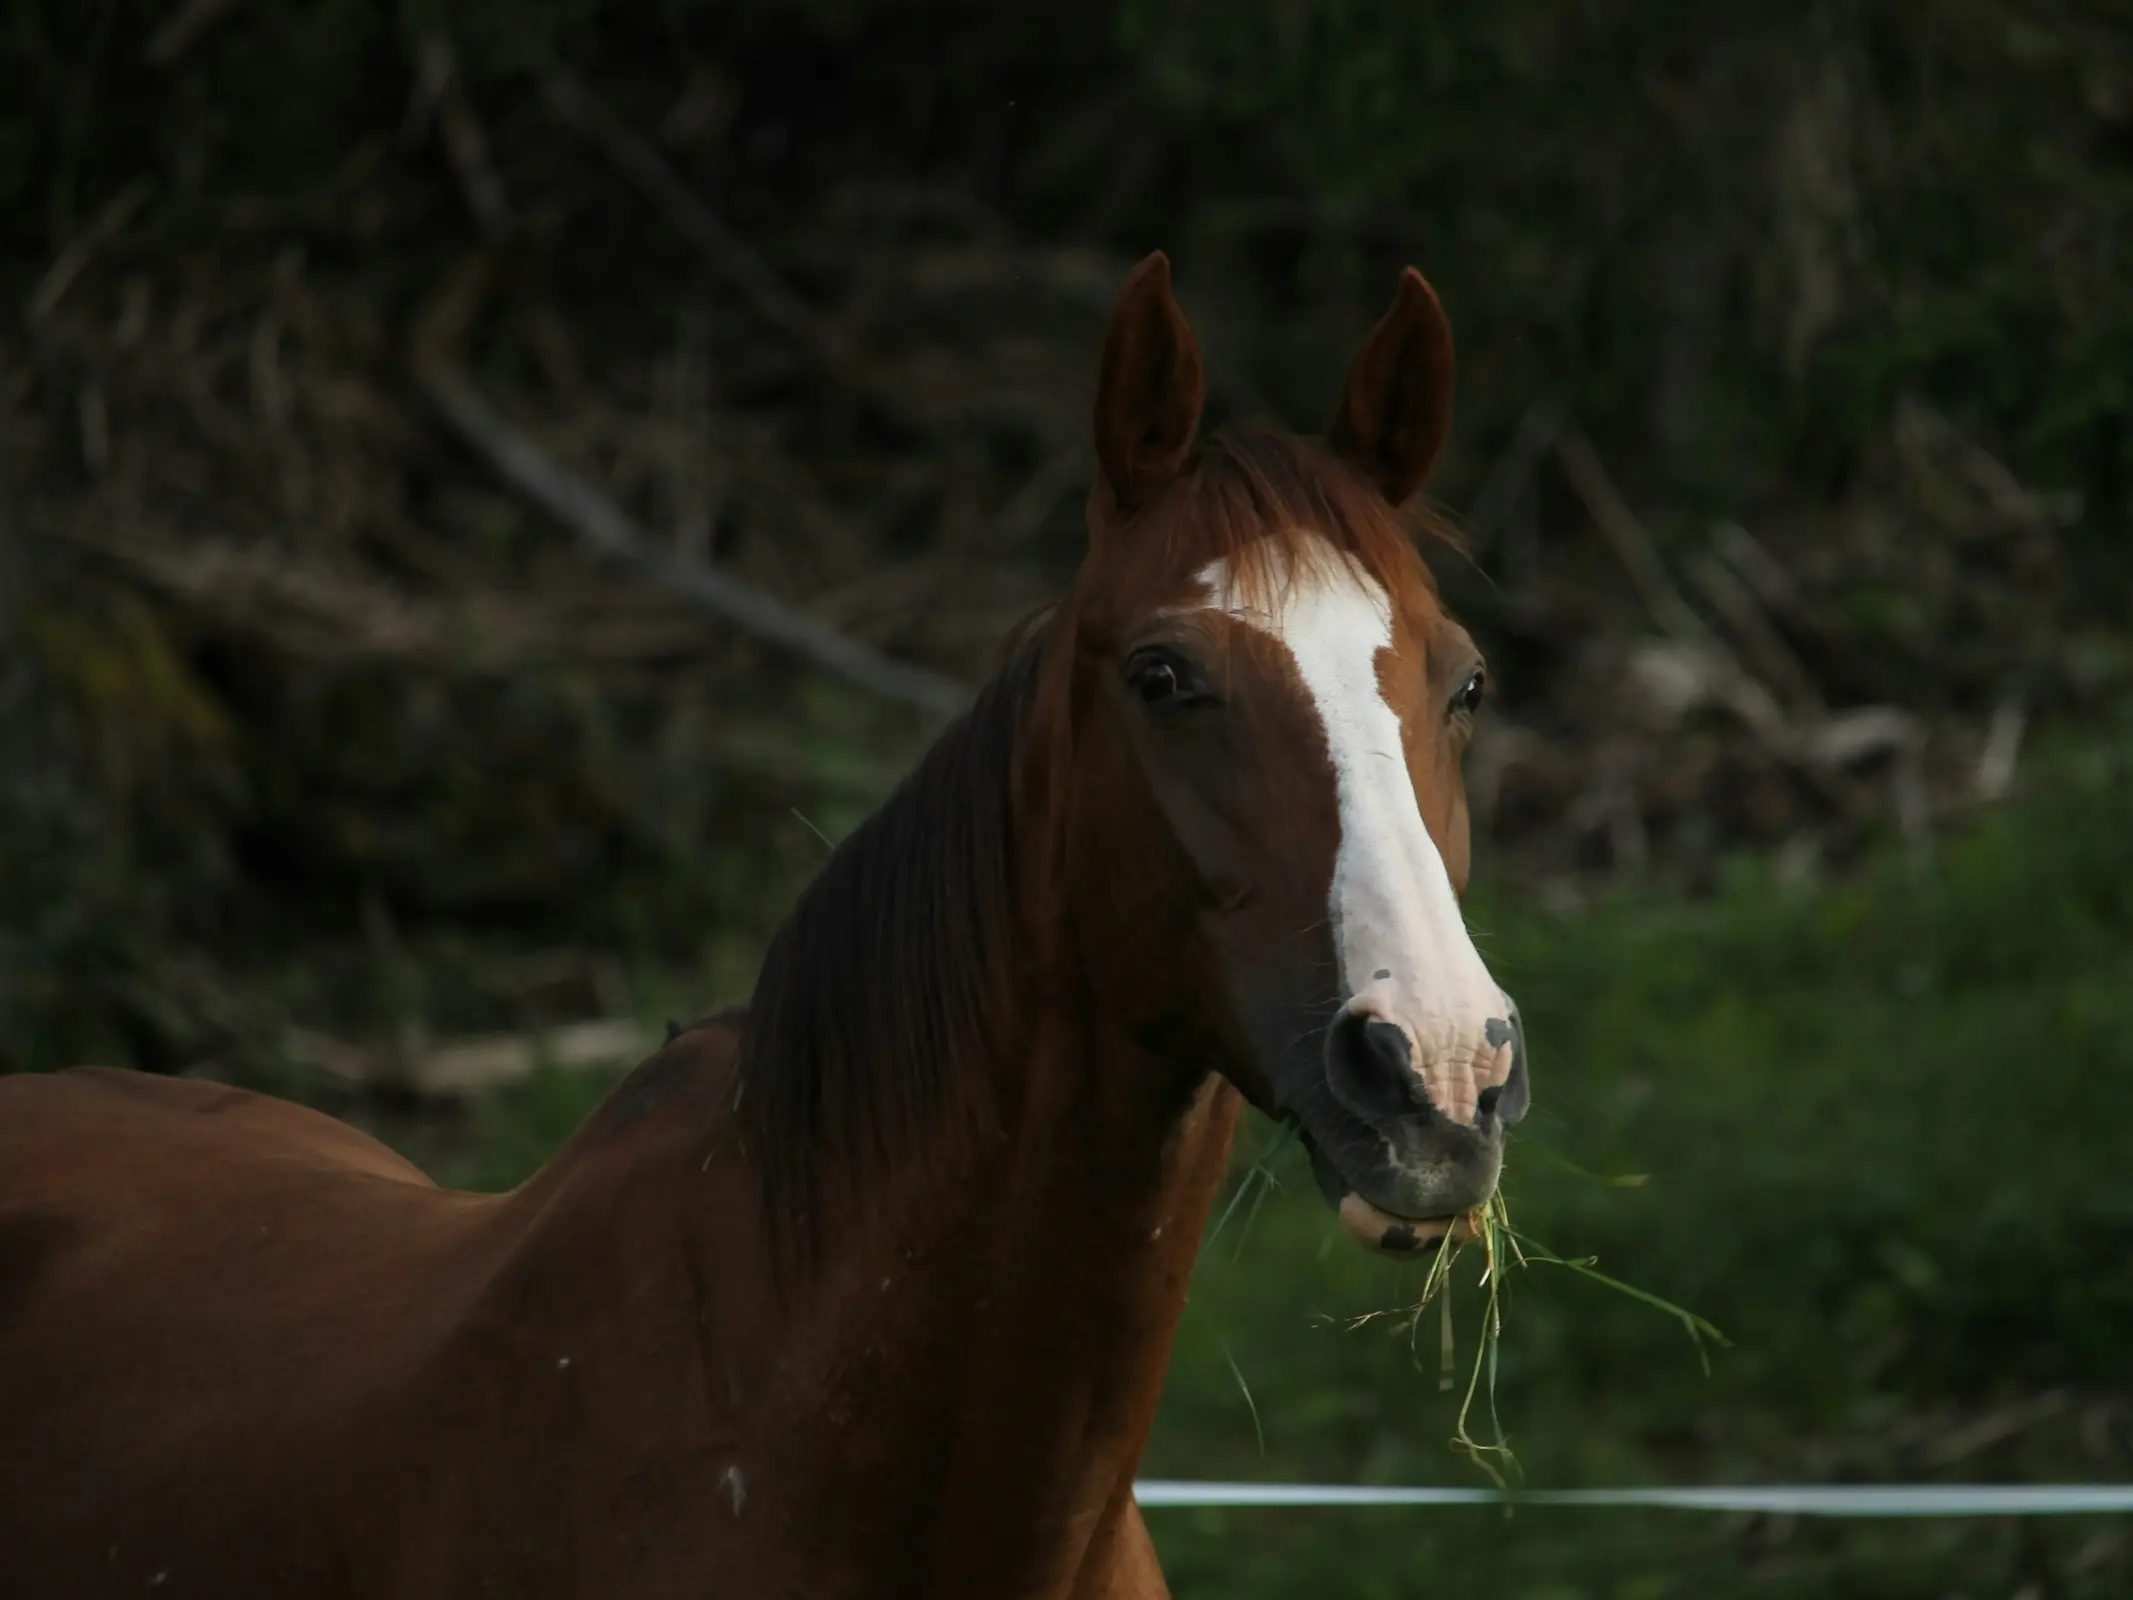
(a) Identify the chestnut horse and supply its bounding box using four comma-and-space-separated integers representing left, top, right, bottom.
0, 254, 1527, 1598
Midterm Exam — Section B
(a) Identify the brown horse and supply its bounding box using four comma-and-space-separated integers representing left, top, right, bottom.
0, 253, 1527, 1599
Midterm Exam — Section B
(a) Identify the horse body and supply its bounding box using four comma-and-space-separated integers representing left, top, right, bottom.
1, 1006, 1222, 1598
1, 253, 1528, 1596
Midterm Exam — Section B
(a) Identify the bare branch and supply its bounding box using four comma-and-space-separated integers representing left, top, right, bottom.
1712, 520, 1804, 616
1555, 426, 1710, 648
26, 180, 152, 321
144, 0, 242, 67
535, 60, 844, 369
423, 34, 516, 239
416, 362, 971, 722
1464, 399, 1561, 546
1688, 549, 1825, 720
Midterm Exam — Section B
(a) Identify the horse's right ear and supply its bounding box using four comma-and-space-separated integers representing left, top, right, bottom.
1330, 267, 1455, 508
1093, 251, 1205, 518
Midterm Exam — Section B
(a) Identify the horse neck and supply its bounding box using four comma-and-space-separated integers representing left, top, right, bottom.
916, 1024, 1239, 1595
715, 1001, 1239, 1594
683, 643, 1242, 1591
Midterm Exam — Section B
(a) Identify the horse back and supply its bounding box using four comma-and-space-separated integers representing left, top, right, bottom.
0, 1068, 496, 1595
4, 1065, 436, 1180
0, 1067, 443, 1332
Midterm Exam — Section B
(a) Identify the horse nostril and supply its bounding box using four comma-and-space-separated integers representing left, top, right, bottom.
1325, 1012, 1429, 1127
1489, 1002, 1531, 1128
1475, 1019, 1515, 1119
1359, 1018, 1411, 1081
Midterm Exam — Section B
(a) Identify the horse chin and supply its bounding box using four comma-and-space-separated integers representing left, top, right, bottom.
1291, 1121, 1486, 1258
1333, 1191, 1480, 1256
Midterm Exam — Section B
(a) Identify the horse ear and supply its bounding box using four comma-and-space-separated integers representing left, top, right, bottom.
1329, 268, 1455, 508
1093, 251, 1205, 516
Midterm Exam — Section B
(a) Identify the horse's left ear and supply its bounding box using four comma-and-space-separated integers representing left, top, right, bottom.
1329, 268, 1455, 508
1093, 251, 1206, 517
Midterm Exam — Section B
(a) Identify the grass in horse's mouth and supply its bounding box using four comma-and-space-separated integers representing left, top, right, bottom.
1207, 1125, 1726, 1487
1345, 1180, 1729, 1486
1340, 1188, 1522, 1483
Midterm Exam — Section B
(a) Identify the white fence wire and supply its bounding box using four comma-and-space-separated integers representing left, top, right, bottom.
1134, 1481, 2133, 1517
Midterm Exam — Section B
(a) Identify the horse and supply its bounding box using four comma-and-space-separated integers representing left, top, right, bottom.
0, 252, 1529, 1599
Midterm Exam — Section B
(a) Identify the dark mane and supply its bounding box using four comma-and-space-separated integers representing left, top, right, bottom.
737, 629, 1045, 1251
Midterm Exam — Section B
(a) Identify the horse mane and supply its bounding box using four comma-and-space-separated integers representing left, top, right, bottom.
738, 424, 1453, 1262
737, 625, 1046, 1257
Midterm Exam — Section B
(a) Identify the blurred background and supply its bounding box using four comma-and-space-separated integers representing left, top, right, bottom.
5, 0, 2132, 1593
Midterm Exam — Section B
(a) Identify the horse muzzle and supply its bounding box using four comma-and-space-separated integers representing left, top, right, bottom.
1299, 992, 1530, 1255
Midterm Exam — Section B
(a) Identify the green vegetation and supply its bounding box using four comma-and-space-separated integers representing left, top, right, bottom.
397, 727, 2133, 1597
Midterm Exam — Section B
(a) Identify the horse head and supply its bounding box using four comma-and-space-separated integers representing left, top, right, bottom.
1051, 252, 1529, 1255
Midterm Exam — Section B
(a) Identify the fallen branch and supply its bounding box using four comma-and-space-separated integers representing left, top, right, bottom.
1712, 521, 1804, 617
287, 1017, 652, 1098
1795, 706, 1919, 769
1688, 549, 1826, 720
417, 361, 971, 720
45, 515, 853, 683
1975, 687, 2026, 802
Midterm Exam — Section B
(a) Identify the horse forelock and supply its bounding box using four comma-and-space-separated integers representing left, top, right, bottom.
1083, 425, 1458, 622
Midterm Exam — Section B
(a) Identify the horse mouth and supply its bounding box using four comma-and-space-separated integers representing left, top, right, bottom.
1289, 1121, 1485, 1257
1334, 1191, 1479, 1256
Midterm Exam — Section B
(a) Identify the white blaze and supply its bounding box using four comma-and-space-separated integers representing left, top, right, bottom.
1194, 545, 1510, 1123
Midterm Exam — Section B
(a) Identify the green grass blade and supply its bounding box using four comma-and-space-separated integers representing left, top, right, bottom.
1219, 1336, 1267, 1457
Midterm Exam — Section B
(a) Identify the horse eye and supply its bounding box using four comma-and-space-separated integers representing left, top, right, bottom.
1451, 670, 1486, 718
1131, 658, 1181, 705
1127, 650, 1205, 709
